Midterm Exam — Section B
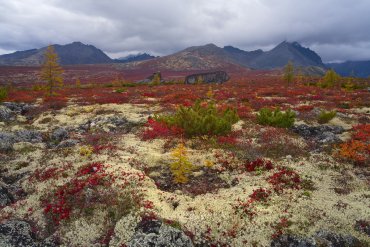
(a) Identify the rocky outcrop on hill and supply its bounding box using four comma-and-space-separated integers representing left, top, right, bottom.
128, 220, 193, 247
184, 71, 229, 84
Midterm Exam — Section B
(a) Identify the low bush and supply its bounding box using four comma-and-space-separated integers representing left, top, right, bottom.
256, 107, 295, 128
0, 86, 8, 102
317, 110, 336, 124
156, 100, 239, 137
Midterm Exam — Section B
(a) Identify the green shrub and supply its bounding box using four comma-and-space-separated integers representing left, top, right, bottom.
317, 110, 336, 124
115, 88, 126, 93
156, 100, 239, 137
257, 108, 296, 128
0, 86, 8, 102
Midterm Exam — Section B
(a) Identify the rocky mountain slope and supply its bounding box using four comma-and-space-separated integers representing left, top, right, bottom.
326, 60, 370, 78
0, 42, 112, 66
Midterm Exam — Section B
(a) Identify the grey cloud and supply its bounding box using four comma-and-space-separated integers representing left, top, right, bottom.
0, 0, 369, 62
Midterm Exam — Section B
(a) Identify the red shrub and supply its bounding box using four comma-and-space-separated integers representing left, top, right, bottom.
249, 188, 272, 203
142, 118, 183, 140
268, 168, 301, 193
244, 158, 274, 172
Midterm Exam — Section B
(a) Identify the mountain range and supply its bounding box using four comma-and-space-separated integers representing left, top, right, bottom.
0, 41, 369, 77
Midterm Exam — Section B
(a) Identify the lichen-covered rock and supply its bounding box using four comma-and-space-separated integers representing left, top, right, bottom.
0, 220, 36, 247
0, 132, 16, 151
15, 130, 43, 143
270, 231, 363, 247
56, 139, 79, 148
128, 220, 193, 247
185, 71, 229, 84
0, 106, 13, 122
78, 116, 135, 133
0, 185, 13, 207
2, 102, 32, 115
271, 235, 316, 247
291, 124, 344, 144
50, 127, 69, 143
315, 230, 362, 247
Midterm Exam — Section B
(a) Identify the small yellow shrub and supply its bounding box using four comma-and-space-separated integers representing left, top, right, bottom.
79, 145, 93, 157
170, 143, 195, 183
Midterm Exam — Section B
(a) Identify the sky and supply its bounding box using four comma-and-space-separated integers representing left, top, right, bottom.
1, 0, 370, 62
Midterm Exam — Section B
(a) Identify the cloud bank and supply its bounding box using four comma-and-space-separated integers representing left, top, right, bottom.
0, 0, 369, 62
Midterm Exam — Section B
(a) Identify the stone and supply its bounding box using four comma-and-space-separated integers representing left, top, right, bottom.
0, 185, 13, 207
0, 220, 59, 247
50, 128, 69, 143
0, 106, 14, 122
0, 220, 36, 247
137, 72, 163, 84
315, 230, 362, 247
56, 139, 79, 148
79, 116, 135, 133
15, 130, 43, 143
128, 220, 193, 247
291, 124, 344, 144
271, 235, 316, 247
184, 71, 229, 84
0, 132, 16, 151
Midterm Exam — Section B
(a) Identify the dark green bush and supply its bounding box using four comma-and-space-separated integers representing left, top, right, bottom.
257, 108, 296, 128
317, 110, 336, 124
156, 100, 239, 136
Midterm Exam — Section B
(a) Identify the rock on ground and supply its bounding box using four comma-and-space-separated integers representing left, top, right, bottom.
271, 230, 363, 247
128, 220, 193, 247
185, 71, 230, 84
0, 220, 58, 247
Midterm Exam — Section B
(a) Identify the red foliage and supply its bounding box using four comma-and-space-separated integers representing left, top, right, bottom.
244, 159, 274, 172
268, 168, 301, 193
249, 188, 272, 203
142, 118, 183, 140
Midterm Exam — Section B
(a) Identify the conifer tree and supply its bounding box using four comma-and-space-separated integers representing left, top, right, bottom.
322, 69, 340, 88
283, 61, 294, 87
40, 45, 64, 96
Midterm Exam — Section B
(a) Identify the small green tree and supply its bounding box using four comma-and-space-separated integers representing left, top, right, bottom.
322, 69, 340, 88
40, 45, 64, 96
283, 61, 294, 87
151, 72, 161, 85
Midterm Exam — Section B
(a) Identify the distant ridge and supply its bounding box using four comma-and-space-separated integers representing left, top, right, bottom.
115, 53, 156, 63
0, 42, 112, 65
326, 60, 370, 78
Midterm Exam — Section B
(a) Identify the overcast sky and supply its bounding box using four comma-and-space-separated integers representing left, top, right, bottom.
1, 0, 370, 62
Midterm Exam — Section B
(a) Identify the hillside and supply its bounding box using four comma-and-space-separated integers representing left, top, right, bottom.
326, 60, 370, 78
0, 42, 112, 66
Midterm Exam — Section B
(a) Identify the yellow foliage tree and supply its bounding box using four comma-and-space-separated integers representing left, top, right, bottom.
283, 61, 294, 87
40, 45, 64, 96
170, 143, 195, 183
322, 69, 340, 88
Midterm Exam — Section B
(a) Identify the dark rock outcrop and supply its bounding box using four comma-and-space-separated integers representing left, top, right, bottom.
137, 72, 163, 84
128, 220, 193, 247
184, 71, 229, 84
0, 130, 43, 151
291, 124, 344, 144
0, 220, 36, 247
50, 128, 69, 143
0, 185, 13, 207
0, 220, 59, 247
271, 230, 363, 247
78, 116, 136, 133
